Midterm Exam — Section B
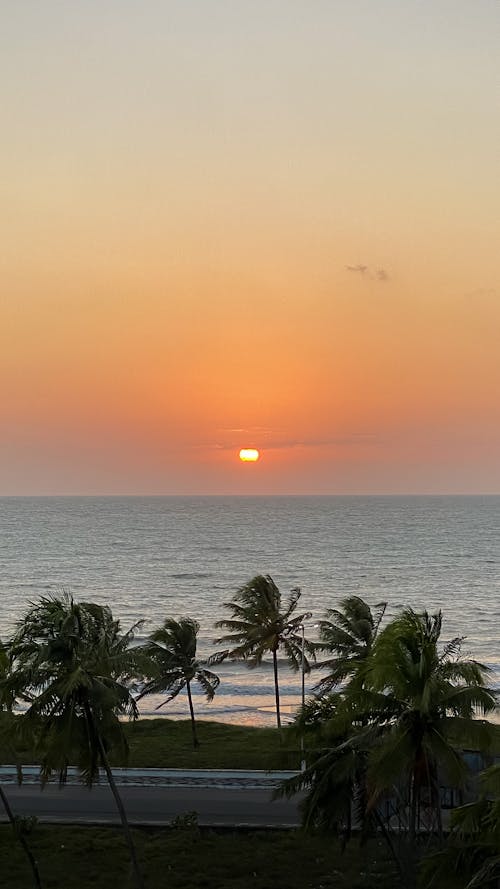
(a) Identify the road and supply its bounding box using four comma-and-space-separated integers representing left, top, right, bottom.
1, 783, 301, 828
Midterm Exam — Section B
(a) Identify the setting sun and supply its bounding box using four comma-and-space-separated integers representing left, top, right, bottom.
239, 449, 260, 462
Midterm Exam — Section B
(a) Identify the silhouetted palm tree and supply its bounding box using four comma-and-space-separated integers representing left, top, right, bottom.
278, 607, 497, 888
0, 639, 42, 889
138, 617, 219, 748
214, 575, 315, 731
314, 596, 386, 695
366, 609, 497, 847
6, 595, 146, 889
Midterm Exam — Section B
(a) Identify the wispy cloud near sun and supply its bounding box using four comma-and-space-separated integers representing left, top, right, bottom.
346, 264, 390, 282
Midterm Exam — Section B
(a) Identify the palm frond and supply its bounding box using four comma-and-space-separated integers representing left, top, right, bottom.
154, 678, 186, 707
196, 670, 220, 701
480, 763, 500, 796
466, 855, 500, 889
207, 648, 230, 666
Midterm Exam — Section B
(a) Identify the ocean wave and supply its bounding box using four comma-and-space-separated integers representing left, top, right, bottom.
169, 572, 212, 579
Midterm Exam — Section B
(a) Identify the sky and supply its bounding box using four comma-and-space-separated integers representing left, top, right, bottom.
1, 1, 499, 495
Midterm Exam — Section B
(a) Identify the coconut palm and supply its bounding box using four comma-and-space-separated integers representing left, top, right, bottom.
0, 640, 43, 889
214, 575, 315, 731
366, 609, 497, 845
280, 692, 367, 830
278, 607, 498, 889
348, 609, 496, 886
314, 596, 387, 696
0, 641, 16, 711
6, 595, 146, 889
137, 617, 219, 748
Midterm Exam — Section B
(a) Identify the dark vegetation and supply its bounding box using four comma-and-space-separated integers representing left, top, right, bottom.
0, 579, 499, 888
0, 824, 398, 889
278, 598, 499, 889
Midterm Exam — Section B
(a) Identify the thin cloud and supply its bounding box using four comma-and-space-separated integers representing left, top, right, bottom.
189, 433, 383, 452
346, 264, 368, 274
262, 433, 382, 451
346, 264, 390, 282
218, 427, 273, 436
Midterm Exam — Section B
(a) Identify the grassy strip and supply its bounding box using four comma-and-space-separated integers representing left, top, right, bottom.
0, 824, 400, 889
0, 714, 300, 770
4, 713, 498, 773
120, 719, 299, 769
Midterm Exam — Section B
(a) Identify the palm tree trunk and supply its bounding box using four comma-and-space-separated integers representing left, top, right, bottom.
0, 783, 42, 889
82, 701, 145, 889
186, 681, 199, 748
407, 772, 418, 889
435, 790, 443, 842
373, 809, 405, 887
95, 734, 145, 889
409, 765, 418, 843
272, 648, 282, 733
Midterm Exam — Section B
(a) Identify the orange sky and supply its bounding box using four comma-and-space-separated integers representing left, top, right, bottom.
1, 2, 499, 494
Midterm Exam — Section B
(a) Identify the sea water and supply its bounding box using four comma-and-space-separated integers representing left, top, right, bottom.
0, 495, 498, 725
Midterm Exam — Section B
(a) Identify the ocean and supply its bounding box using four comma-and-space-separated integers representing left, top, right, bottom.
0, 495, 498, 726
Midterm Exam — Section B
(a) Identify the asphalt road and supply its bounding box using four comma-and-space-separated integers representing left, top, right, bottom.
1, 784, 301, 828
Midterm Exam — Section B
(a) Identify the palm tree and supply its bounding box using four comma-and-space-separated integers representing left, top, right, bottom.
214, 575, 315, 731
291, 597, 385, 777
314, 596, 387, 696
366, 609, 497, 846
279, 692, 367, 831
0, 639, 42, 889
6, 595, 146, 889
137, 617, 220, 748
278, 607, 498, 889
0, 641, 16, 711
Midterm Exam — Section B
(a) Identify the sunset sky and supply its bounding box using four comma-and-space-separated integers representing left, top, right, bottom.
1, 1, 499, 495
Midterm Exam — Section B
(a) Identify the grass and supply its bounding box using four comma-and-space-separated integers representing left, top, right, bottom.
0, 824, 400, 889
0, 714, 301, 771
120, 718, 300, 769
3, 712, 498, 773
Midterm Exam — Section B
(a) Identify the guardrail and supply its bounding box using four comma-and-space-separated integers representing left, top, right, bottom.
0, 766, 299, 788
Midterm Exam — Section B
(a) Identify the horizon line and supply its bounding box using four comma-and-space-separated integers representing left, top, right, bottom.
1, 492, 499, 499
